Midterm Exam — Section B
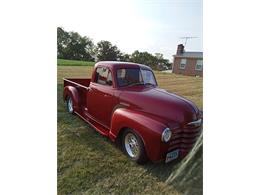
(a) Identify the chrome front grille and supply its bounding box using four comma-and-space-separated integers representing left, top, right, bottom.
168, 126, 202, 151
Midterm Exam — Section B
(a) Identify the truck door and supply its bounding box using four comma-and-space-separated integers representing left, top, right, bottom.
87, 66, 116, 128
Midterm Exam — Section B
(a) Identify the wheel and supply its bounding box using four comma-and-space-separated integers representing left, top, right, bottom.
122, 129, 148, 164
66, 96, 74, 114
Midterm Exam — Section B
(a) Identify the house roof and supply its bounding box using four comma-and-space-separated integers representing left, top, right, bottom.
174, 52, 203, 58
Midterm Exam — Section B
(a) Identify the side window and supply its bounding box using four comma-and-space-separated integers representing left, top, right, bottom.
95, 67, 113, 86
179, 58, 187, 69
195, 59, 203, 71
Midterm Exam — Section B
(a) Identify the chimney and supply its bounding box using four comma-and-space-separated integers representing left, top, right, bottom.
176, 44, 184, 55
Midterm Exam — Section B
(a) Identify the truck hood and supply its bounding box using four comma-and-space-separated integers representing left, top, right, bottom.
119, 86, 199, 125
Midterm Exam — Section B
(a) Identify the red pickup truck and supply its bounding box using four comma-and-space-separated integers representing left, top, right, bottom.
63, 61, 202, 164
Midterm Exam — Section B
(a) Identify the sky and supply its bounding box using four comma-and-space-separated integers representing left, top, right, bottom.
59, 0, 202, 61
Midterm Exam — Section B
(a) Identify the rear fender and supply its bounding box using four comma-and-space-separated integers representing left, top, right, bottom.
63, 86, 79, 111
109, 108, 167, 161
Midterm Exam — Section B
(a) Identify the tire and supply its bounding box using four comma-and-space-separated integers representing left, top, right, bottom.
66, 96, 74, 114
122, 129, 148, 164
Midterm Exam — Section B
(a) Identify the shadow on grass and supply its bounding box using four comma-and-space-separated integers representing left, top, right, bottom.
142, 142, 203, 195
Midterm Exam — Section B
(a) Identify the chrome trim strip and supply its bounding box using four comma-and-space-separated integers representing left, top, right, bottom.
119, 102, 130, 107
187, 118, 202, 126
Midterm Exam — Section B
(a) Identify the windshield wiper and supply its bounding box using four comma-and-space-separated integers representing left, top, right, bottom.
127, 82, 144, 87
144, 83, 155, 86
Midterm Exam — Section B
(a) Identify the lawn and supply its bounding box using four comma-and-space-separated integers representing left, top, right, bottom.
57, 66, 203, 195
57, 59, 95, 66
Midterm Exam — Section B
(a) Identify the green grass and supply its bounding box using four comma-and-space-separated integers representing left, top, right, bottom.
58, 59, 95, 66
57, 66, 203, 195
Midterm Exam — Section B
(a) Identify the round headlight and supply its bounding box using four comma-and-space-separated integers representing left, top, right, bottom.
161, 128, 172, 142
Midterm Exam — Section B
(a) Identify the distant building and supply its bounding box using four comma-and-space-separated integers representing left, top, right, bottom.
172, 44, 203, 77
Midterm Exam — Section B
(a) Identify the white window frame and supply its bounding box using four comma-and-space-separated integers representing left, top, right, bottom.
179, 58, 187, 70
195, 59, 203, 71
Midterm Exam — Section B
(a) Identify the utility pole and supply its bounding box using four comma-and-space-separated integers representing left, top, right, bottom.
180, 37, 198, 47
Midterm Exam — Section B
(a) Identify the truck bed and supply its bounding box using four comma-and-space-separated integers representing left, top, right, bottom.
63, 78, 91, 89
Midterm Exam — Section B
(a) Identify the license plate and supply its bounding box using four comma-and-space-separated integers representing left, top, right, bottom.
165, 149, 179, 163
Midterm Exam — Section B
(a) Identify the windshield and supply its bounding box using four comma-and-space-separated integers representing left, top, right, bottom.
116, 68, 157, 87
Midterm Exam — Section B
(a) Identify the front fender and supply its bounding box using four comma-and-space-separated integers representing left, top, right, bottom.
109, 108, 168, 162
63, 86, 79, 111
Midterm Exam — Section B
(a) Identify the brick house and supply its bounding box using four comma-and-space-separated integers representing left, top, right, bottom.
172, 44, 203, 77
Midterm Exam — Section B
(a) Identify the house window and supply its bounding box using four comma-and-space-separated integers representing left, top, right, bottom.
179, 59, 187, 69
195, 60, 203, 71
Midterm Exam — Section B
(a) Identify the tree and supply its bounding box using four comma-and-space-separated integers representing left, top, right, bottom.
64, 32, 94, 61
95, 40, 121, 61
118, 53, 131, 62
57, 27, 172, 69
57, 27, 70, 59
130, 50, 158, 69
154, 53, 163, 61
57, 27, 94, 61
154, 53, 171, 69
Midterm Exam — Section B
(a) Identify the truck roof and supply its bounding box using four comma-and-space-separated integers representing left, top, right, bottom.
94, 61, 152, 71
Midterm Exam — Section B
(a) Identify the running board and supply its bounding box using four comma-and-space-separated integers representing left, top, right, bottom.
75, 111, 110, 137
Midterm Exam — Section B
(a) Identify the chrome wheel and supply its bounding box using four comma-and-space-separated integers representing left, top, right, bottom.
67, 97, 73, 113
124, 133, 140, 158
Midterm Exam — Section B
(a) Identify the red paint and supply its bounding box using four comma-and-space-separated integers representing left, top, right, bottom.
63, 61, 202, 163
